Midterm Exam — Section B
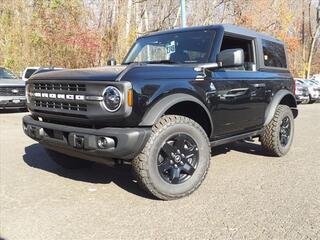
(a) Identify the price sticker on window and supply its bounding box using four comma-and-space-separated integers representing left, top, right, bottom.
166, 41, 176, 55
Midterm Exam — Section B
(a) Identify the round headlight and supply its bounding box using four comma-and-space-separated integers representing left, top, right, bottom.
102, 86, 122, 112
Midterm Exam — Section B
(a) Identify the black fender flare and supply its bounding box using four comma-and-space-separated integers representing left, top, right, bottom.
139, 93, 214, 134
264, 89, 298, 126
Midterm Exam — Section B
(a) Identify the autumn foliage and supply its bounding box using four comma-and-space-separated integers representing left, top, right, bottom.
0, 0, 319, 78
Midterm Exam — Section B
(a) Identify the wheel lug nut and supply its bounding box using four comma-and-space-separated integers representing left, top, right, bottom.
170, 160, 174, 164
174, 164, 178, 168
177, 149, 180, 154
171, 153, 175, 157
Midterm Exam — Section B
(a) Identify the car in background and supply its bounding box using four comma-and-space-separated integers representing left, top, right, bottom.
295, 80, 309, 104
295, 79, 320, 104
22, 67, 40, 81
310, 79, 320, 88
311, 74, 320, 81
0, 67, 26, 110
22, 67, 64, 81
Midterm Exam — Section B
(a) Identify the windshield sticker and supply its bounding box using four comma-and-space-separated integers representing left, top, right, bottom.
166, 41, 176, 55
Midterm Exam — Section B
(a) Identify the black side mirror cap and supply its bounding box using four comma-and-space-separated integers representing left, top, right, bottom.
107, 58, 117, 66
217, 48, 244, 68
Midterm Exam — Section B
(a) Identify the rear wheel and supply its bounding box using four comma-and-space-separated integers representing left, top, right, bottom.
260, 105, 294, 157
132, 115, 211, 200
45, 149, 94, 169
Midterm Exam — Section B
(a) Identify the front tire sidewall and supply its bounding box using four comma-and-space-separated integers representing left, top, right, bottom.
150, 124, 209, 196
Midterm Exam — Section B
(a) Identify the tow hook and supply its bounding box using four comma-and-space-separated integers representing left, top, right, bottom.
74, 135, 85, 149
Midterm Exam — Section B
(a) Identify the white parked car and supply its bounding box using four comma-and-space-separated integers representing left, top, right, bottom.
22, 67, 64, 81
22, 67, 40, 81
311, 74, 320, 81
295, 78, 320, 104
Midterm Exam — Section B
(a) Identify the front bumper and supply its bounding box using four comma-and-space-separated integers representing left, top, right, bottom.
0, 96, 26, 109
310, 91, 320, 100
23, 115, 151, 162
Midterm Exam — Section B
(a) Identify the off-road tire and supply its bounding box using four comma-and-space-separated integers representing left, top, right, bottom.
260, 105, 294, 157
45, 149, 94, 169
132, 115, 211, 200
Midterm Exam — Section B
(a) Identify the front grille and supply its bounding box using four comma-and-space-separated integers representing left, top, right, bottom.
0, 87, 25, 96
34, 83, 86, 92
34, 100, 87, 112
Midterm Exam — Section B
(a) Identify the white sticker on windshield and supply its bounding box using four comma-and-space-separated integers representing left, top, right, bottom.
166, 41, 176, 55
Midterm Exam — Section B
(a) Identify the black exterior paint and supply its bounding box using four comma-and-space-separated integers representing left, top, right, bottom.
24, 24, 297, 161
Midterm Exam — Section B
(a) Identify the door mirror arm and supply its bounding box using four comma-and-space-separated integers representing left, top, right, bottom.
194, 63, 219, 72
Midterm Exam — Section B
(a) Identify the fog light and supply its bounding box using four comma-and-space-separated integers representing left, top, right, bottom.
97, 137, 115, 149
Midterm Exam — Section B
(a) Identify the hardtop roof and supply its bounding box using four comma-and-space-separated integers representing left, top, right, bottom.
142, 24, 283, 44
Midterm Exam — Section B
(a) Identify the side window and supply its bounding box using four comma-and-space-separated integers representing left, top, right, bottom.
262, 40, 287, 68
219, 36, 256, 71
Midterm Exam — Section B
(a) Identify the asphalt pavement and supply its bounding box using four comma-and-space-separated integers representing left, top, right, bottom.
0, 104, 319, 240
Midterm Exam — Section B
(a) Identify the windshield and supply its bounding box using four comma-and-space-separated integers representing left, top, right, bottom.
123, 30, 215, 65
0, 68, 17, 79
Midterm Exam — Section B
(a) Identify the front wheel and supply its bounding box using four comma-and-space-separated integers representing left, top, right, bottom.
132, 115, 211, 200
260, 105, 294, 157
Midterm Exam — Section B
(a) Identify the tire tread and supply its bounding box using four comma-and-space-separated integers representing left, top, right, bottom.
261, 105, 293, 157
132, 115, 210, 200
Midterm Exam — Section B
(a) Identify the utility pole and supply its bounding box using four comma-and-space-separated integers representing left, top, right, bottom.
317, 1, 320, 24
180, 0, 187, 28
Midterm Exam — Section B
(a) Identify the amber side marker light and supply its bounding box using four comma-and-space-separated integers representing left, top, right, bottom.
127, 89, 133, 107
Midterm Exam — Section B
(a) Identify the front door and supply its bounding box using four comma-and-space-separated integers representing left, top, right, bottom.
207, 35, 267, 138
208, 71, 267, 138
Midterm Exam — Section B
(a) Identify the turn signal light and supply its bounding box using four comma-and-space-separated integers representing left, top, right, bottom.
127, 89, 133, 107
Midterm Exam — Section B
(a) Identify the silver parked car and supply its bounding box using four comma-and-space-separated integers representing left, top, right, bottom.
0, 67, 26, 110
295, 80, 309, 104
295, 79, 320, 104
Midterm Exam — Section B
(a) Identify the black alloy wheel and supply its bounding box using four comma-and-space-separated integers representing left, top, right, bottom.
279, 116, 291, 147
157, 134, 199, 184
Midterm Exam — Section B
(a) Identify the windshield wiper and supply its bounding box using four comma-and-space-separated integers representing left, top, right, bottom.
124, 60, 176, 65
144, 60, 177, 64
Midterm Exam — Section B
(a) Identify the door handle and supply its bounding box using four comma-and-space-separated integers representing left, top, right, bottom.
250, 83, 266, 88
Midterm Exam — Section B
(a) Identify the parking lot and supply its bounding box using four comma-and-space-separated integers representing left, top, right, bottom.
0, 104, 319, 240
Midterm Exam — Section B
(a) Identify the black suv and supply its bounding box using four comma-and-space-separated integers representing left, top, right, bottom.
23, 24, 298, 200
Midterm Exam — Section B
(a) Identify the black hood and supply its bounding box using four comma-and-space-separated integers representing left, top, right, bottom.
29, 64, 200, 82
30, 66, 127, 81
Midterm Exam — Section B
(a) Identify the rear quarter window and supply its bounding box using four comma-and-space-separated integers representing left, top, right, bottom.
262, 40, 287, 68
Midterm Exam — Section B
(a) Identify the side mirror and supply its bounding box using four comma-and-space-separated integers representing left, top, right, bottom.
217, 48, 244, 68
107, 58, 117, 66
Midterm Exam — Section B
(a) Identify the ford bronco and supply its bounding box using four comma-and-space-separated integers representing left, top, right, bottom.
23, 24, 298, 200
